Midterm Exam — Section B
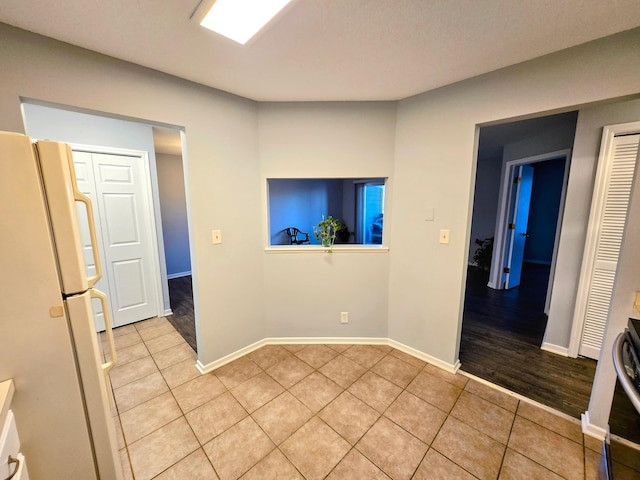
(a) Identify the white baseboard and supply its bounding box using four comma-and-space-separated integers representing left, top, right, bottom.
581, 411, 609, 441
197, 338, 268, 374
163, 308, 173, 317
540, 342, 569, 357
267, 336, 389, 346
387, 338, 460, 373
196, 336, 459, 376
167, 271, 192, 280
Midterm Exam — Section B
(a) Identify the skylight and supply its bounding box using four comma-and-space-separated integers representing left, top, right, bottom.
200, 0, 291, 45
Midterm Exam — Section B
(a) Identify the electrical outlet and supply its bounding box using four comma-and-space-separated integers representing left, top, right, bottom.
211, 229, 222, 244
439, 229, 450, 244
340, 312, 349, 324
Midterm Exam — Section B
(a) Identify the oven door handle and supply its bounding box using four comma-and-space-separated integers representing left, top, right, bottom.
612, 332, 640, 415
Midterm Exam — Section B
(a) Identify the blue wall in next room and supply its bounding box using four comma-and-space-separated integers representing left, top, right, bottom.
268, 179, 344, 245
524, 158, 566, 265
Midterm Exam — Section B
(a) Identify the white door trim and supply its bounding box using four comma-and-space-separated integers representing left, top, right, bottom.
69, 142, 165, 321
488, 149, 572, 314
568, 121, 640, 358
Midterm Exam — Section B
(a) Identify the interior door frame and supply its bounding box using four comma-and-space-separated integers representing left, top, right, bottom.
488, 149, 572, 314
69, 142, 166, 322
568, 121, 640, 358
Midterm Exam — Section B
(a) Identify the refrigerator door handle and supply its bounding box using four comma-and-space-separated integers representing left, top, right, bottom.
4, 455, 20, 480
71, 164, 103, 288
91, 289, 117, 373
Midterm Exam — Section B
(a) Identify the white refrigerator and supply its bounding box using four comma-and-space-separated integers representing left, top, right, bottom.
0, 132, 122, 479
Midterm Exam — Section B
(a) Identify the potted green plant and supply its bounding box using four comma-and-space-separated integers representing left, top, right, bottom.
473, 237, 494, 272
334, 219, 352, 244
314, 215, 343, 252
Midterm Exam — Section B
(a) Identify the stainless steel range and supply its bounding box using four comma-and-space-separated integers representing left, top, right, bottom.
606, 318, 640, 479
615, 319, 640, 413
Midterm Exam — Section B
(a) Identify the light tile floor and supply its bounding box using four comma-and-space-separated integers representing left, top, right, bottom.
102, 317, 640, 480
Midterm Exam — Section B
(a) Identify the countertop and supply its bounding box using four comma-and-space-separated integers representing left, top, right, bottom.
0, 379, 15, 428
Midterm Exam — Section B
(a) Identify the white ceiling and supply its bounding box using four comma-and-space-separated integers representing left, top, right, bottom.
2, 0, 639, 102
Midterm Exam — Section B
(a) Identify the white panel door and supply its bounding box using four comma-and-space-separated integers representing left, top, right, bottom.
91, 152, 159, 327
577, 134, 639, 359
73, 150, 159, 330
73, 151, 111, 331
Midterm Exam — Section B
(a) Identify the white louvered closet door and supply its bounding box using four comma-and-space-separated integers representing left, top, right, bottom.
577, 133, 639, 359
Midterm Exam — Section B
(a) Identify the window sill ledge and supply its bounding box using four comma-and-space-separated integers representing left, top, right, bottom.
265, 245, 389, 254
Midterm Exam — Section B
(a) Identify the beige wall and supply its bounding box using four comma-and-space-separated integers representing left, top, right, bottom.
545, 98, 640, 350
389, 29, 640, 367
156, 153, 191, 277
0, 24, 264, 365
258, 102, 397, 338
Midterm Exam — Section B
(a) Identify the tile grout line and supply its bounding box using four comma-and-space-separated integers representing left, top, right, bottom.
495, 397, 519, 480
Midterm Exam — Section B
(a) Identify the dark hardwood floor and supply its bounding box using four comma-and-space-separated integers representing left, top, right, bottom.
460, 263, 640, 444
166, 275, 197, 352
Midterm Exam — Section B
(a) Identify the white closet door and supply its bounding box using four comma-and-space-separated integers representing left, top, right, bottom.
91, 152, 159, 327
578, 134, 639, 359
72, 150, 159, 330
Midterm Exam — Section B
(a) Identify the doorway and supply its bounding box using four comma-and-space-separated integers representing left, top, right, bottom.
488, 152, 569, 315
460, 111, 601, 419
22, 102, 197, 350
73, 147, 162, 330
22, 102, 173, 326
153, 127, 196, 351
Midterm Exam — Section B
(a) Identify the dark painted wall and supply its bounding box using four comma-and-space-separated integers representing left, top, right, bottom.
524, 158, 566, 264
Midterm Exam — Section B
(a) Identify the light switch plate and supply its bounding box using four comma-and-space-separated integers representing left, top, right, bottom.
425, 207, 434, 221
439, 229, 450, 244
212, 229, 222, 244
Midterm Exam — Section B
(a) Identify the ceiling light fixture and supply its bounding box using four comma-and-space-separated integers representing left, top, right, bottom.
199, 0, 292, 45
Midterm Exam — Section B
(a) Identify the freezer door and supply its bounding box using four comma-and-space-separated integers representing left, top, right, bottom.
66, 291, 122, 480
36, 140, 103, 294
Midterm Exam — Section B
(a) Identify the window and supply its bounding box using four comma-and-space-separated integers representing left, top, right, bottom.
356, 181, 384, 245
268, 178, 386, 246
